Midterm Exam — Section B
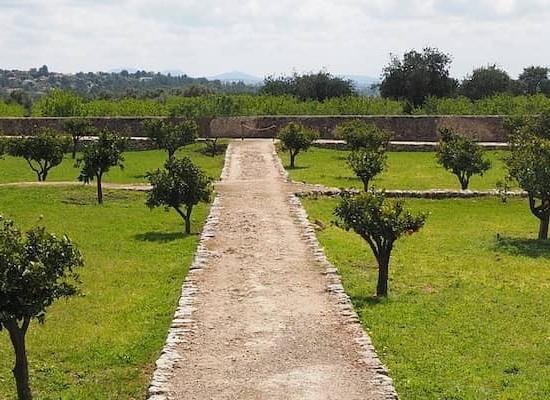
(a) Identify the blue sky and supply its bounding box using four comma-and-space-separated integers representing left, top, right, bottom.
0, 0, 548, 79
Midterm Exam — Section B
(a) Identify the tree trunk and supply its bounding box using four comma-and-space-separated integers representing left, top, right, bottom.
538, 214, 549, 240
185, 206, 193, 234
362, 178, 369, 192
5, 319, 32, 400
376, 245, 392, 297
96, 175, 103, 204
289, 150, 296, 168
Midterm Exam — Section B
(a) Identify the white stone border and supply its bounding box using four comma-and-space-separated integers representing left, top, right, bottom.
146, 143, 233, 400
271, 144, 399, 399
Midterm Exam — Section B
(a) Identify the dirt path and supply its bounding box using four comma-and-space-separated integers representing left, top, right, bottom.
150, 139, 397, 399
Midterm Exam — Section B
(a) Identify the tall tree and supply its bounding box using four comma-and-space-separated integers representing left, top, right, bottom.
146, 157, 213, 234
0, 218, 83, 400
76, 131, 126, 204
379, 47, 457, 109
334, 191, 426, 297
6, 129, 70, 181
435, 128, 491, 190
517, 66, 550, 95
459, 65, 512, 100
503, 111, 550, 240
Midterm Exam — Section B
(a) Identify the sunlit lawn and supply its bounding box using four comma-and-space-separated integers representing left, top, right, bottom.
280, 147, 512, 191
303, 195, 550, 399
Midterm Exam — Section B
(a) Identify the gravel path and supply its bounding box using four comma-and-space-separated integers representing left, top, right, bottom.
150, 139, 397, 400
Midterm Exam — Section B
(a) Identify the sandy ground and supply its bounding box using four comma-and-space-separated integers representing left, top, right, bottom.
164, 140, 394, 400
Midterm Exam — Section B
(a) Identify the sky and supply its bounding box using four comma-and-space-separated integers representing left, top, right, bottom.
0, 0, 548, 80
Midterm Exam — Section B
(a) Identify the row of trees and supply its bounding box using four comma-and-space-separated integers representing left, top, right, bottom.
380, 47, 550, 109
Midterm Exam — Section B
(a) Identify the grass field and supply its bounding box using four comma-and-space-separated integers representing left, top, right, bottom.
303, 195, 550, 399
280, 147, 513, 191
0, 142, 225, 184
0, 142, 225, 399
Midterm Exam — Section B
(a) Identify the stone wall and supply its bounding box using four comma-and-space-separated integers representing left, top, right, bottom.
0, 115, 508, 142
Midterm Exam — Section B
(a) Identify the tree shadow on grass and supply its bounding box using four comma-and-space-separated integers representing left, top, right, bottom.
348, 293, 388, 308
134, 231, 190, 242
286, 165, 309, 170
493, 235, 550, 258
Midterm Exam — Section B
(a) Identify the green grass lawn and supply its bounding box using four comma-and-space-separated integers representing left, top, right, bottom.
0, 142, 226, 184
0, 185, 211, 399
303, 196, 550, 399
280, 147, 512, 191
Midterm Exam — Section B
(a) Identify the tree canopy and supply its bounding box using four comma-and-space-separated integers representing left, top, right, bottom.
334, 190, 426, 297
517, 66, 550, 96
503, 111, 550, 239
261, 71, 357, 101
146, 157, 213, 234
277, 122, 319, 168
0, 218, 83, 400
142, 119, 198, 158
76, 131, 126, 204
435, 128, 491, 190
459, 65, 513, 100
7, 129, 70, 181
379, 47, 457, 109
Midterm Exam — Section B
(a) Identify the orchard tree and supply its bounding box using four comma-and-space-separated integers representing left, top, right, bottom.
146, 157, 213, 234
0, 218, 83, 400
76, 131, 126, 204
503, 111, 550, 240
379, 47, 457, 109
334, 190, 426, 297
335, 119, 392, 151
436, 128, 491, 190
277, 122, 319, 168
7, 129, 70, 181
142, 119, 198, 159
347, 149, 388, 191
63, 118, 97, 159
459, 64, 513, 100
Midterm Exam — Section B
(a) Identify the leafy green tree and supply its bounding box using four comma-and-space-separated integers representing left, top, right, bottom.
32, 89, 83, 117
63, 118, 97, 159
334, 190, 426, 297
277, 122, 319, 168
336, 119, 392, 151
503, 111, 550, 239
142, 119, 198, 159
0, 218, 83, 400
379, 47, 457, 109
76, 131, 126, 204
435, 128, 491, 190
261, 71, 356, 101
459, 65, 513, 100
517, 66, 550, 96
7, 129, 70, 181
146, 157, 213, 234
347, 149, 388, 191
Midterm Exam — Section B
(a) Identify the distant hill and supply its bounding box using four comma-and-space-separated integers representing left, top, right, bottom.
207, 71, 263, 85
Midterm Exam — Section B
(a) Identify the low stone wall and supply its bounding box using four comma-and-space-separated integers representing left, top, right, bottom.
0, 115, 508, 142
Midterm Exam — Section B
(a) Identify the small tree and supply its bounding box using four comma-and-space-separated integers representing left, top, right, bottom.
435, 128, 491, 190
146, 157, 213, 234
347, 149, 387, 191
335, 120, 392, 151
63, 118, 97, 159
334, 190, 426, 297
76, 131, 126, 204
503, 112, 550, 240
277, 122, 319, 168
7, 129, 70, 181
0, 218, 83, 400
142, 119, 198, 159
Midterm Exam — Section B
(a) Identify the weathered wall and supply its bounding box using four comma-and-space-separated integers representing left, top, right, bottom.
0, 115, 508, 142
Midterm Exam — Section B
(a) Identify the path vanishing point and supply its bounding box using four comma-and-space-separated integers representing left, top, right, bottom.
148, 139, 398, 400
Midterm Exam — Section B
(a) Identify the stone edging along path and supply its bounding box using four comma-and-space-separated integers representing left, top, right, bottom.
147, 140, 399, 399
